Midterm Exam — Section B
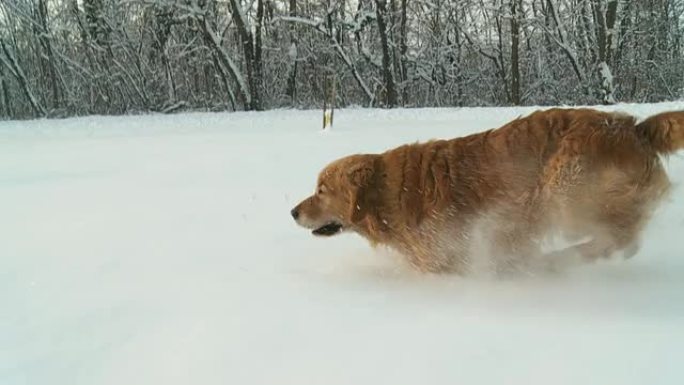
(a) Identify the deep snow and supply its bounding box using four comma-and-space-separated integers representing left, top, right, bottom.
1, 103, 684, 385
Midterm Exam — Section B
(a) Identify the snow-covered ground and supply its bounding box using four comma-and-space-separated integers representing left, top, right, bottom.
2, 103, 684, 385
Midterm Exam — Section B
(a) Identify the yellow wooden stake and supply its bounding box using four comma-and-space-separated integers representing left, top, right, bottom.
322, 74, 336, 130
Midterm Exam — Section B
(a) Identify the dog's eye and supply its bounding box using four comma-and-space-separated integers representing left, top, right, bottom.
318, 188, 324, 194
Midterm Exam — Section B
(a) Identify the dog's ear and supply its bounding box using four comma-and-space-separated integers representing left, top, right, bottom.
347, 156, 376, 223
347, 156, 375, 187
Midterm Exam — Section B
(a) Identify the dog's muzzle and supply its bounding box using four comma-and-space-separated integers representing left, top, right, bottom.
290, 206, 344, 237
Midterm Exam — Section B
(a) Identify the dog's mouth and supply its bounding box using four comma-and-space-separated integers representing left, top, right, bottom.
312, 222, 343, 236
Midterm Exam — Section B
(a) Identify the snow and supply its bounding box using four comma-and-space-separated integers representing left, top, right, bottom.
2, 102, 684, 385
599, 61, 617, 105
287, 42, 297, 61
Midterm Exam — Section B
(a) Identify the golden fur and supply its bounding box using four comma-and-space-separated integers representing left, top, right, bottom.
291, 108, 684, 274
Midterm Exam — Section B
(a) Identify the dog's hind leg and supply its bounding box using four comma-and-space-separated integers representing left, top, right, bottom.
543, 205, 645, 270
622, 241, 640, 259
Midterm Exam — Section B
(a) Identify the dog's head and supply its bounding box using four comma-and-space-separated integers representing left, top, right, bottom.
291, 154, 378, 237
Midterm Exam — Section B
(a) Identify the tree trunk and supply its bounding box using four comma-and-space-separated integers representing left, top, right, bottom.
285, 0, 298, 105
495, 5, 511, 103
399, 0, 408, 105
230, 0, 264, 111
510, 0, 522, 105
151, 5, 176, 107
374, 0, 398, 108
591, 0, 619, 104
37, 0, 63, 110
0, 65, 12, 118
545, 0, 586, 83
201, 17, 250, 110
0, 39, 46, 117
212, 53, 237, 111
253, 0, 265, 110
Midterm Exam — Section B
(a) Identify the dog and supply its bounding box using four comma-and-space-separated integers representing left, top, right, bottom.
291, 108, 684, 274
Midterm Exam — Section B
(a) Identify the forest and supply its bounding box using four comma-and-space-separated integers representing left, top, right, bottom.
0, 0, 682, 119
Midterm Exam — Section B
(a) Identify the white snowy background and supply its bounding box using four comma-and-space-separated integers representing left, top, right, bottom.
2, 103, 684, 385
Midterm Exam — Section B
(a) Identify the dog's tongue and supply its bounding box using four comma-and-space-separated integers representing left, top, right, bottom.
312, 223, 342, 236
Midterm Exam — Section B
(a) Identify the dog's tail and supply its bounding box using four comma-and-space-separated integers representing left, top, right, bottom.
636, 110, 684, 154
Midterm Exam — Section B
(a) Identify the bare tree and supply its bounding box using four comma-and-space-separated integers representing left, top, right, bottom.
374, 0, 398, 107
285, 0, 298, 105
229, 0, 265, 111
510, 0, 522, 105
0, 0, 683, 120
0, 38, 46, 116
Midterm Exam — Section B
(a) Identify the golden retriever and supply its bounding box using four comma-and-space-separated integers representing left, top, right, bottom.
291, 108, 684, 274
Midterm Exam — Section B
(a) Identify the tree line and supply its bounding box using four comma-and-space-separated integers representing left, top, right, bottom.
0, 0, 683, 120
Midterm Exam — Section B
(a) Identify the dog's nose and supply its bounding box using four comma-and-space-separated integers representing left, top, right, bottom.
290, 208, 300, 220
